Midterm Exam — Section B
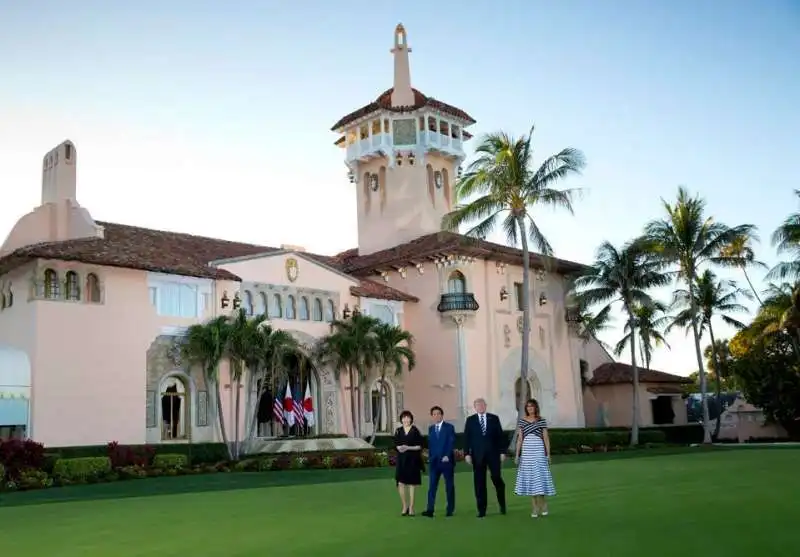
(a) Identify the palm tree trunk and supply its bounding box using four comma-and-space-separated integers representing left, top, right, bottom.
509, 215, 532, 451
368, 374, 386, 445
708, 325, 724, 440
688, 279, 713, 444
212, 378, 233, 460
348, 366, 358, 437
741, 266, 763, 306
356, 373, 363, 438
627, 312, 640, 446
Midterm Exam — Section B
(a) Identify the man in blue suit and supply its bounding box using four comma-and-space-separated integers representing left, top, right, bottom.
422, 406, 456, 518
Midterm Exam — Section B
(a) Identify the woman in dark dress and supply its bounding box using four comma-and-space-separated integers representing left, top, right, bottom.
394, 410, 424, 516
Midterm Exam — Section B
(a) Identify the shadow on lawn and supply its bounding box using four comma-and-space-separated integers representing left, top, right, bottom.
0, 445, 748, 508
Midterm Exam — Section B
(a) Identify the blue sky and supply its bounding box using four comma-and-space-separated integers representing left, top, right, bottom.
1, 0, 798, 376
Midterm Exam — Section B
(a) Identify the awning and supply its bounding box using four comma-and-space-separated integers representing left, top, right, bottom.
0, 395, 29, 426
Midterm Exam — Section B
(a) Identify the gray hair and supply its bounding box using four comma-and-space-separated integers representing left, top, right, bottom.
473, 398, 486, 405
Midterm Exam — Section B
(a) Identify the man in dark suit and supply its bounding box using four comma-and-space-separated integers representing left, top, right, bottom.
463, 397, 508, 517
422, 406, 456, 518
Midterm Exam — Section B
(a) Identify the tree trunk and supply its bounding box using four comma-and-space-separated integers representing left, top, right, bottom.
688, 279, 713, 444
627, 311, 640, 446
348, 366, 358, 437
356, 372, 363, 439
709, 325, 724, 440
212, 377, 233, 460
234, 377, 242, 459
741, 266, 763, 306
509, 216, 532, 451
246, 373, 267, 453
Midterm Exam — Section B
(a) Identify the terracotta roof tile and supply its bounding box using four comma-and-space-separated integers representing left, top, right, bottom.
334, 231, 588, 277
350, 278, 419, 302
331, 87, 476, 131
0, 222, 418, 304
588, 362, 692, 385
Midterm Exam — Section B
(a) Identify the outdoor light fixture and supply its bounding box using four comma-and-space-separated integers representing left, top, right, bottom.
342, 304, 351, 319
407, 152, 416, 166
353, 305, 361, 317
221, 291, 230, 309
233, 292, 242, 310
348, 171, 355, 183
538, 293, 547, 306
499, 286, 509, 301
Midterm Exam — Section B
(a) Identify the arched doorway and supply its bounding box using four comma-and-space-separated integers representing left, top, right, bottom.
254, 352, 320, 438
160, 376, 190, 440
369, 378, 394, 434
514, 374, 542, 412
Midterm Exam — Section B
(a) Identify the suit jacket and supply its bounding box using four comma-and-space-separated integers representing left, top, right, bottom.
464, 412, 507, 463
428, 421, 456, 463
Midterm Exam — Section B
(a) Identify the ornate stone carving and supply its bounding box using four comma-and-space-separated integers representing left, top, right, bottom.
396, 391, 404, 415
319, 366, 334, 389
325, 392, 336, 433
503, 324, 511, 347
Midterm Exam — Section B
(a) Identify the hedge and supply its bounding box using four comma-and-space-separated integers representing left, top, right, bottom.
368, 424, 703, 451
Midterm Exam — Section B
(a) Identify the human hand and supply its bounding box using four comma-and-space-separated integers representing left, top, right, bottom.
500, 453, 506, 463
398, 445, 407, 453
514, 457, 519, 466
465, 455, 472, 465
441, 456, 449, 463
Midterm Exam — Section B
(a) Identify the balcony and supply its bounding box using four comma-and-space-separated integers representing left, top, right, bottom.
344, 129, 465, 164
437, 292, 479, 313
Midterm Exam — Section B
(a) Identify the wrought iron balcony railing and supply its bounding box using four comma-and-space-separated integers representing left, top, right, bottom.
437, 292, 479, 313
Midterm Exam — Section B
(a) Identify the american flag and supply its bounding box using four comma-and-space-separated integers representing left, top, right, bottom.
273, 396, 284, 424
292, 397, 305, 428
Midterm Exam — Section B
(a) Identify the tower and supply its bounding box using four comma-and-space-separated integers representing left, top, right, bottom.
331, 24, 476, 256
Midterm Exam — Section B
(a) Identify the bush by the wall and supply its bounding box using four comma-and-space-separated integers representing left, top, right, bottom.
0, 439, 46, 478
0, 462, 5, 482
48, 442, 229, 466
153, 453, 189, 470
52, 456, 112, 484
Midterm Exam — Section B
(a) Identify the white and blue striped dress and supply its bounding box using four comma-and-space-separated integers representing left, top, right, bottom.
514, 418, 556, 497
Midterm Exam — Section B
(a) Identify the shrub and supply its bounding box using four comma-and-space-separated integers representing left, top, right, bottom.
16, 468, 53, 491
0, 463, 5, 481
152, 453, 188, 471
108, 442, 155, 468
118, 465, 148, 480
52, 456, 112, 484
50, 442, 229, 465
0, 439, 46, 478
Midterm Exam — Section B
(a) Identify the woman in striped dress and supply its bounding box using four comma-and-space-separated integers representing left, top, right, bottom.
514, 398, 555, 517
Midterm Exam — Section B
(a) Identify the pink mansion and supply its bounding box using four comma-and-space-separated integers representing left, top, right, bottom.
0, 25, 688, 448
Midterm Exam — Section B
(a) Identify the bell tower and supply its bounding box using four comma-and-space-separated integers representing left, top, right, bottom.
331, 24, 476, 256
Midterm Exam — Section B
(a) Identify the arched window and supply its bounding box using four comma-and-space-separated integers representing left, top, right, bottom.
86, 273, 101, 303
243, 290, 253, 315
299, 297, 310, 320
514, 375, 543, 412
65, 271, 80, 301
256, 292, 268, 316
312, 298, 323, 321
286, 295, 297, 319
161, 376, 189, 440
447, 271, 466, 294
370, 379, 393, 433
44, 269, 59, 299
270, 294, 283, 318
325, 300, 335, 322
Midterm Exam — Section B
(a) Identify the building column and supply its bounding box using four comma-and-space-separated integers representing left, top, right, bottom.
452, 314, 469, 421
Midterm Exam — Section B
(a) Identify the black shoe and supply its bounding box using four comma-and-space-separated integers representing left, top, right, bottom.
445, 512, 454, 517
401, 510, 409, 516
500, 507, 507, 515
477, 512, 486, 518
421, 510, 434, 518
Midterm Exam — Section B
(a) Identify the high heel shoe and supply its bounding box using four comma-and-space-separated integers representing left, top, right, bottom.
401, 509, 409, 516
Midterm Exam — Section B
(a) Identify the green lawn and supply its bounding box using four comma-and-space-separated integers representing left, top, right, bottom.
1, 448, 796, 556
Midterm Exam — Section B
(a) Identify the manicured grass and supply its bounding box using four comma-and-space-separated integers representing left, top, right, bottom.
1, 447, 797, 556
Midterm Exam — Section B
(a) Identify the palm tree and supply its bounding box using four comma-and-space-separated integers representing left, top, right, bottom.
314, 313, 380, 437
613, 301, 671, 371
703, 339, 734, 392
720, 233, 767, 305
180, 316, 233, 459
571, 239, 670, 445
369, 323, 416, 444
244, 324, 301, 451
225, 309, 267, 458
669, 270, 751, 439
768, 190, 800, 281
565, 285, 615, 345
643, 186, 757, 443
749, 282, 800, 357
442, 126, 584, 421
